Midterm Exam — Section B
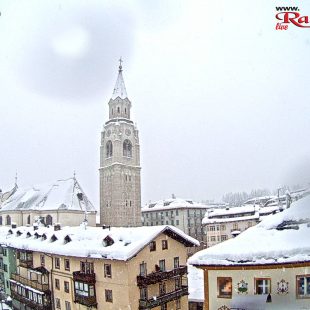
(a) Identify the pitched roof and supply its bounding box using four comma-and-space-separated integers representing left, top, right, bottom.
202, 204, 279, 224
0, 184, 18, 204
0, 225, 199, 261
0, 178, 96, 213
189, 194, 310, 266
142, 198, 218, 212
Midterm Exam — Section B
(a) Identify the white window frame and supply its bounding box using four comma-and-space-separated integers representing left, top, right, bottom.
255, 278, 271, 295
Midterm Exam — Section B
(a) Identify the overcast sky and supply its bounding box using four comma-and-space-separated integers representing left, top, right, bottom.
0, 0, 310, 209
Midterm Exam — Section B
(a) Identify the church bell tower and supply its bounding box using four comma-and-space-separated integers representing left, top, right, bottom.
99, 60, 141, 227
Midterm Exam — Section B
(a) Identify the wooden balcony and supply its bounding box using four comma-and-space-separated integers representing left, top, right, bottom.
139, 286, 188, 309
73, 271, 96, 283
11, 273, 50, 292
74, 294, 97, 308
19, 259, 33, 268
137, 266, 187, 286
11, 290, 52, 310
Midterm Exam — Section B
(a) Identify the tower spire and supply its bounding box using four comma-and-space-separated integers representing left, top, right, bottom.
118, 57, 123, 72
112, 58, 127, 99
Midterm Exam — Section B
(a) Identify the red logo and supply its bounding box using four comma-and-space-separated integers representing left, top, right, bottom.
275, 7, 310, 29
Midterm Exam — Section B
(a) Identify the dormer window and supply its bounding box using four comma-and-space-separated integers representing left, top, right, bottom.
103, 235, 114, 247
51, 235, 58, 242
64, 235, 71, 244
34, 232, 40, 239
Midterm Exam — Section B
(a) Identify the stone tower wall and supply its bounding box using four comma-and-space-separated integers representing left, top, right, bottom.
99, 69, 142, 227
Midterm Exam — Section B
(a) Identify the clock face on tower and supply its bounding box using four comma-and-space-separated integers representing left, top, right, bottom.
125, 129, 131, 136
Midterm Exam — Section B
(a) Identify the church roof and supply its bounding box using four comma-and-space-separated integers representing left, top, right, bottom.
0, 183, 18, 205
0, 178, 96, 213
111, 61, 128, 100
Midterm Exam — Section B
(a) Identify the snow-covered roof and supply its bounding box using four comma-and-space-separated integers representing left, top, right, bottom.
189, 194, 310, 266
0, 178, 96, 213
0, 225, 199, 261
243, 195, 275, 205
0, 183, 18, 204
202, 213, 260, 224
142, 198, 214, 212
206, 205, 256, 217
202, 204, 281, 224
111, 66, 127, 100
258, 205, 279, 215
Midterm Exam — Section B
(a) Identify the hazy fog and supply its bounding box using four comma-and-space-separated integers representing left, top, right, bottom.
0, 0, 309, 209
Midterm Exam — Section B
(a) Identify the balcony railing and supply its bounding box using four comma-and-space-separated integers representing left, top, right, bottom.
11, 273, 49, 292
11, 290, 52, 310
73, 271, 96, 283
74, 294, 97, 307
19, 259, 33, 268
139, 286, 188, 309
137, 266, 187, 286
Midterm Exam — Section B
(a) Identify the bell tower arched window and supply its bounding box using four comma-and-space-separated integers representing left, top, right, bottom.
27, 215, 31, 225
106, 140, 113, 158
6, 215, 11, 226
0, 216, 2, 226
123, 139, 132, 157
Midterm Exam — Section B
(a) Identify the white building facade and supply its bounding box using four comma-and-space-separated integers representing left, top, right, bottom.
203, 206, 260, 248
